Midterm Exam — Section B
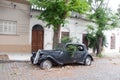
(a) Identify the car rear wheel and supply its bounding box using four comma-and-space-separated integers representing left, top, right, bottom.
84, 56, 92, 66
40, 60, 52, 69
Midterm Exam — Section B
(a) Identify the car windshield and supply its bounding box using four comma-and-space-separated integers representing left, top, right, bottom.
55, 43, 85, 52
55, 43, 76, 51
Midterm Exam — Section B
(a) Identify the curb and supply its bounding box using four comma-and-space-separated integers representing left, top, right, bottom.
0, 60, 30, 63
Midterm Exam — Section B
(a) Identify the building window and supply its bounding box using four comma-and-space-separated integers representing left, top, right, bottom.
61, 32, 69, 38
61, 32, 70, 43
0, 20, 17, 34
110, 34, 115, 49
82, 34, 88, 49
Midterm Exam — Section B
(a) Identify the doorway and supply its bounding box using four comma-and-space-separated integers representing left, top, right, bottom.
32, 24, 44, 52
82, 34, 88, 49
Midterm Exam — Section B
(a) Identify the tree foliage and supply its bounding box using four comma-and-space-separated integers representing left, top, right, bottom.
117, 4, 120, 18
29, 0, 89, 30
86, 25, 107, 54
29, 0, 89, 48
87, 0, 119, 55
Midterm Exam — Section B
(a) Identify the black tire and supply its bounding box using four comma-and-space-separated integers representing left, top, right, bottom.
84, 56, 92, 66
31, 53, 36, 64
40, 60, 52, 69
30, 57, 34, 64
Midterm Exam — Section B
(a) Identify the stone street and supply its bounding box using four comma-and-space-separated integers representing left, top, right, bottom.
1, 57, 120, 80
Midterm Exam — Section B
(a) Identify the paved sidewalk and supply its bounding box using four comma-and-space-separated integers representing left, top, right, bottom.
103, 52, 120, 57
0, 51, 120, 61
0, 52, 31, 61
0, 54, 9, 60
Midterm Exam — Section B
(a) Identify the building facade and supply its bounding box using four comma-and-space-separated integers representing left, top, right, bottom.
0, 0, 120, 55
0, 0, 31, 52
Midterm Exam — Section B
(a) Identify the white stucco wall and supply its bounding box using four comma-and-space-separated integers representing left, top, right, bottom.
30, 13, 91, 50
62, 19, 120, 54
103, 28, 120, 54
30, 11, 120, 55
61, 18, 91, 43
30, 11, 53, 50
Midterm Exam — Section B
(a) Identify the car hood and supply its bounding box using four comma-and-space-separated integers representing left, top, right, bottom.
40, 50, 62, 55
33, 49, 62, 64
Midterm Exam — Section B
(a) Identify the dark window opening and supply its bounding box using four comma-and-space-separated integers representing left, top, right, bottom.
110, 34, 115, 49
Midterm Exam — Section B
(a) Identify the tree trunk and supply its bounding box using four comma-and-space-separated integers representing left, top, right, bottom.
53, 26, 61, 49
96, 36, 103, 55
93, 47, 96, 54
52, 0, 68, 49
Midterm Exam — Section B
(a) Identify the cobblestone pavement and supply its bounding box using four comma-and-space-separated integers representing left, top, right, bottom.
1, 57, 120, 80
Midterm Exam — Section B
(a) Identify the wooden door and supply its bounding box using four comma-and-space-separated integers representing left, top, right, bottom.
32, 30, 43, 52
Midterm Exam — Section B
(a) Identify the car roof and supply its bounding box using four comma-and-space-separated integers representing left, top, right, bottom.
65, 42, 85, 46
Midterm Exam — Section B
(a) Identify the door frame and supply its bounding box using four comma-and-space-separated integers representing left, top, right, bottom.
32, 24, 44, 52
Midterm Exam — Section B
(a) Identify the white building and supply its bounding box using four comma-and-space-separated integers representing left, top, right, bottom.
103, 28, 120, 56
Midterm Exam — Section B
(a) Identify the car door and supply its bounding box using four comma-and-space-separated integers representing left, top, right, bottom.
72, 45, 86, 62
58, 51, 73, 64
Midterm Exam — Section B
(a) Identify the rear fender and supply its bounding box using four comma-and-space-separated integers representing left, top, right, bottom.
85, 54, 94, 61
83, 54, 94, 62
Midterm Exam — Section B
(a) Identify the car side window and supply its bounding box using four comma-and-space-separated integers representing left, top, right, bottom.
66, 44, 77, 56
77, 45, 84, 51
66, 45, 77, 52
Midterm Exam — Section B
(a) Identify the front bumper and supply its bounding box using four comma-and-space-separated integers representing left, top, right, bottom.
30, 54, 35, 64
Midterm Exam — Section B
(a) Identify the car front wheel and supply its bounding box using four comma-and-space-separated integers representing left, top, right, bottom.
30, 56, 34, 64
84, 56, 92, 66
40, 60, 52, 69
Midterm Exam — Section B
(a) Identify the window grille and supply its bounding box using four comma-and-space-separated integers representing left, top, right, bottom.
0, 20, 17, 34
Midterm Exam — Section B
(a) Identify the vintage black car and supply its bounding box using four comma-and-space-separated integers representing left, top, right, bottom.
31, 43, 93, 69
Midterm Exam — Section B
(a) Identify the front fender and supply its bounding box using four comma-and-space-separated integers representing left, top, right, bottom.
38, 55, 63, 65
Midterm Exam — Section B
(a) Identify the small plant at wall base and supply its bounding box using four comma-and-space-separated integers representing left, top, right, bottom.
96, 53, 104, 58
